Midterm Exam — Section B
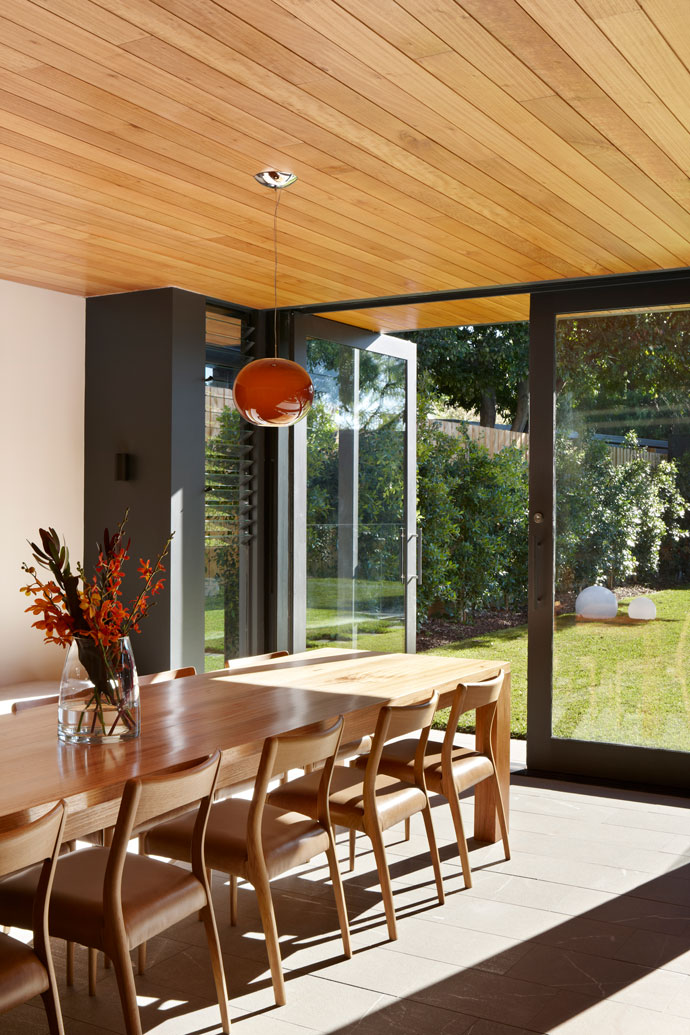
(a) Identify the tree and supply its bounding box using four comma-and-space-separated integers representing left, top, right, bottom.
555, 430, 687, 592
557, 311, 690, 439
417, 376, 529, 618
400, 323, 529, 430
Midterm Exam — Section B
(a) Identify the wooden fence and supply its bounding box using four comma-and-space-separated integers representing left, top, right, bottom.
433, 420, 664, 467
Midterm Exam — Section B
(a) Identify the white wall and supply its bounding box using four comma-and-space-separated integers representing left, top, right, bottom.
0, 280, 85, 686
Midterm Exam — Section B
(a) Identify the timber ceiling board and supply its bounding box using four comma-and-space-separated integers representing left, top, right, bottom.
0, 1, 689, 329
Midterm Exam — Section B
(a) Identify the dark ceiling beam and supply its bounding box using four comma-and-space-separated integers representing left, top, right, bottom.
279, 265, 690, 316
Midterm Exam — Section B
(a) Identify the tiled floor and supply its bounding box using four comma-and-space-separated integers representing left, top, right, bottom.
5, 738, 690, 1035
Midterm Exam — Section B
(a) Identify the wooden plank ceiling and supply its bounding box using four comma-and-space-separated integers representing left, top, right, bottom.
1, 0, 690, 331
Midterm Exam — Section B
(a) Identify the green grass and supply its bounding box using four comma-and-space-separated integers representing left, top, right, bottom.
204, 586, 690, 751
426, 587, 690, 751
426, 623, 528, 737
307, 577, 403, 611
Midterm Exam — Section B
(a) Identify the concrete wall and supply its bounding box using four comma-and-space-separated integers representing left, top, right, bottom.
0, 280, 85, 686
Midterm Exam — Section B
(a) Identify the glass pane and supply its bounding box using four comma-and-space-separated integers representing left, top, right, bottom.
204, 308, 244, 671
554, 306, 690, 751
306, 339, 406, 652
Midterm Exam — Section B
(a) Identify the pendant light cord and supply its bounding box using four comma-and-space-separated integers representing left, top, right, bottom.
273, 187, 281, 359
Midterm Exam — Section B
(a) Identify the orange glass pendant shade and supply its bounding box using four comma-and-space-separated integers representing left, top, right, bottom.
232, 357, 314, 427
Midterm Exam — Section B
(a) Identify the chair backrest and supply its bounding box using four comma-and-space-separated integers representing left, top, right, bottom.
442, 670, 505, 770
224, 651, 289, 669
11, 664, 198, 711
105, 752, 221, 916
12, 695, 59, 714
0, 801, 65, 880
0, 802, 65, 959
365, 693, 439, 789
138, 666, 197, 685
249, 716, 344, 848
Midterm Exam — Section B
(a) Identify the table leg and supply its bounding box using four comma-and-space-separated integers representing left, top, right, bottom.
474, 669, 511, 842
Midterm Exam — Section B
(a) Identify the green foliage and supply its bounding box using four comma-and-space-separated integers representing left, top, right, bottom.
558, 311, 690, 439
417, 378, 529, 618
205, 403, 241, 659
401, 322, 529, 428
555, 429, 687, 592
307, 339, 406, 590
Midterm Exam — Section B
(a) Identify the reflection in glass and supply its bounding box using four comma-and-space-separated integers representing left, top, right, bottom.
204, 309, 244, 670
554, 308, 690, 751
306, 339, 406, 652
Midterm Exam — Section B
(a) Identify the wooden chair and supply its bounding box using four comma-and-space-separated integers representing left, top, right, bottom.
0, 753, 230, 1035
0, 802, 66, 1035
367, 671, 510, 889
268, 694, 444, 941
143, 716, 351, 1006
10, 666, 197, 714
137, 666, 196, 685
224, 651, 289, 669
12, 665, 198, 995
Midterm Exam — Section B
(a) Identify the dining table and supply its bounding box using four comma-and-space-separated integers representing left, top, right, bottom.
0, 648, 511, 844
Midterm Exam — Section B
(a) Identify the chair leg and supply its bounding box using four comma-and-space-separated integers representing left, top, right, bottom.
348, 828, 356, 871
40, 984, 65, 1035
88, 947, 98, 996
366, 821, 397, 941
137, 941, 147, 974
325, 834, 351, 958
404, 817, 411, 841
110, 942, 143, 1035
421, 803, 445, 905
199, 903, 230, 1034
493, 773, 511, 861
65, 940, 74, 987
447, 787, 472, 888
252, 868, 287, 1006
229, 874, 238, 926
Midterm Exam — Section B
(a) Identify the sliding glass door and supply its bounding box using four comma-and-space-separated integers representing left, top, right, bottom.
529, 276, 690, 787
293, 316, 416, 653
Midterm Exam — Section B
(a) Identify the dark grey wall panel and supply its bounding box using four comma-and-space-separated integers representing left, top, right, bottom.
85, 288, 205, 676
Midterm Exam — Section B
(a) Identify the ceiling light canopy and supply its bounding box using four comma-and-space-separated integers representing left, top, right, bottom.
253, 169, 298, 189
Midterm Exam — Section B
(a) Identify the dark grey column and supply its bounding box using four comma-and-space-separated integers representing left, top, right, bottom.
84, 288, 206, 676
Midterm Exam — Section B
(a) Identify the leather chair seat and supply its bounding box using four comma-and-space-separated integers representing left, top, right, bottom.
145, 798, 331, 880
363, 738, 495, 793
268, 764, 427, 832
0, 932, 49, 1013
0, 848, 205, 950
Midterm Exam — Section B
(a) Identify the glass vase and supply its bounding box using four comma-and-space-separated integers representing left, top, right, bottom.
58, 636, 140, 744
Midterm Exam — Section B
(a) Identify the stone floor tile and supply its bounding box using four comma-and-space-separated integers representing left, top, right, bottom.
530, 997, 690, 1035
411, 966, 595, 1030
612, 928, 690, 975
333, 993, 476, 1034
505, 943, 685, 1005
0, 1001, 105, 1034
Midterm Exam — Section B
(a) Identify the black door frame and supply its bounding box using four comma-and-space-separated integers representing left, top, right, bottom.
291, 314, 417, 654
528, 272, 690, 788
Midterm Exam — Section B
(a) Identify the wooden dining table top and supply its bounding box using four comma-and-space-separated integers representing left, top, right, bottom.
0, 648, 510, 842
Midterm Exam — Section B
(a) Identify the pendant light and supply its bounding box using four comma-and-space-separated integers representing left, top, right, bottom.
232, 170, 314, 427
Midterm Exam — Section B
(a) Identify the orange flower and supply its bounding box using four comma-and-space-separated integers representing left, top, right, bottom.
138, 558, 154, 579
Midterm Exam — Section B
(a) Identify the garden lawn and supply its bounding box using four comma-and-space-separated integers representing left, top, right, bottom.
426, 587, 690, 752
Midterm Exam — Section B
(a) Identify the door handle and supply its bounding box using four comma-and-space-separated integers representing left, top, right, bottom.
532, 512, 545, 608
417, 529, 423, 585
